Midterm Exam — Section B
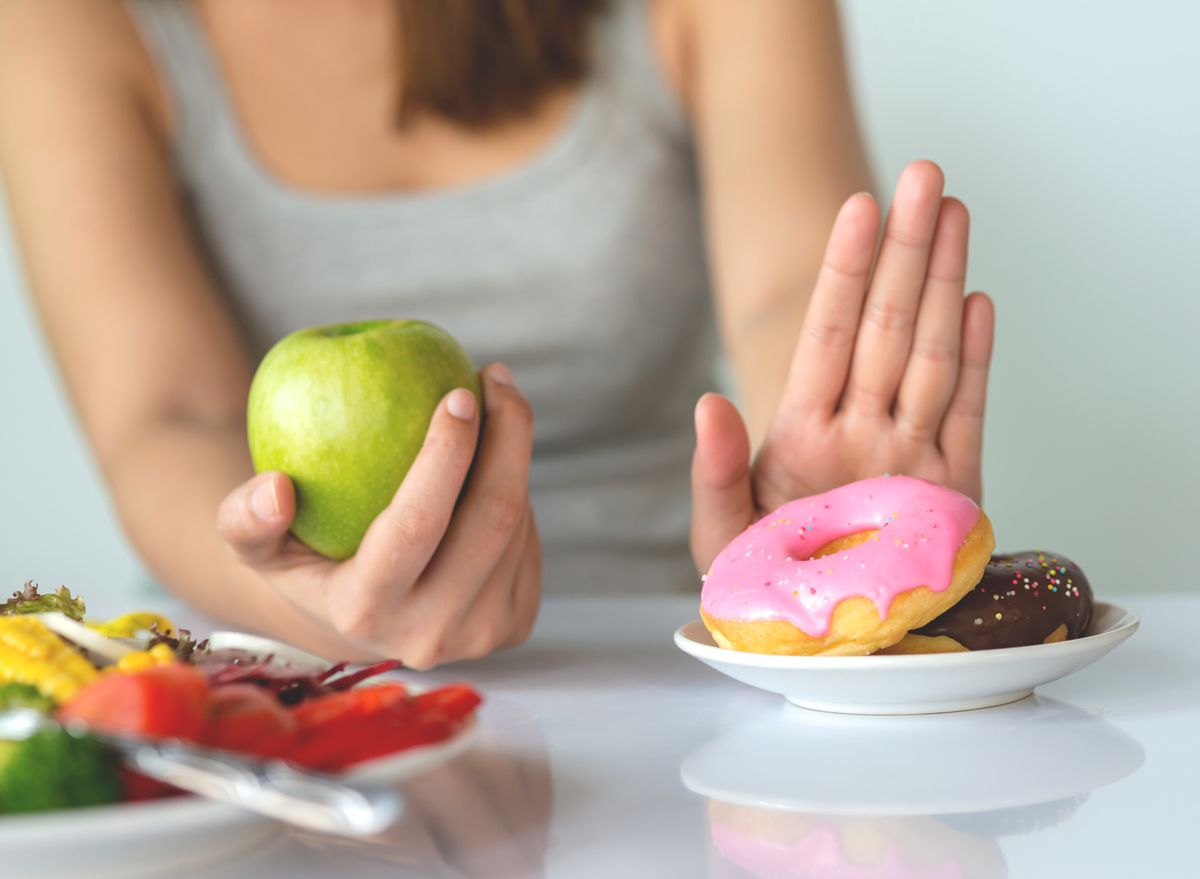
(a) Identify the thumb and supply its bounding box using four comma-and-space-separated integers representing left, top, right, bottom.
691, 393, 756, 573
217, 471, 296, 566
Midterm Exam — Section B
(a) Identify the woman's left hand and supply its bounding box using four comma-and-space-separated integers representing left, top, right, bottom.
691, 161, 995, 572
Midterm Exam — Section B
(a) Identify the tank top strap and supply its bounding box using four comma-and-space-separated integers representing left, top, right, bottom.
593, 0, 692, 148
124, 0, 226, 158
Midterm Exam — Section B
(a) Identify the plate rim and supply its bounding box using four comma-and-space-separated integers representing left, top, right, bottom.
205, 630, 331, 670
674, 600, 1139, 669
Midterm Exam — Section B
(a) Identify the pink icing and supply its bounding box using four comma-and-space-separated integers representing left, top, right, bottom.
711, 822, 965, 879
700, 476, 980, 637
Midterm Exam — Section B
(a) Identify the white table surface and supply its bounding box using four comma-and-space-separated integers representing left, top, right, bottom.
170, 593, 1193, 879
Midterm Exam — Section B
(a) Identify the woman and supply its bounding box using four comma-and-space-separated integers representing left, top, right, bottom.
0, 0, 993, 666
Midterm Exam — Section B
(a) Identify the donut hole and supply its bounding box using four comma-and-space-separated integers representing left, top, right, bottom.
804, 529, 879, 561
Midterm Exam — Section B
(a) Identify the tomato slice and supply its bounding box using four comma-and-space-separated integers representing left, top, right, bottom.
206, 684, 298, 753
278, 716, 382, 770
58, 663, 210, 742
57, 662, 481, 779
322, 717, 456, 771
412, 684, 482, 722
280, 683, 480, 770
288, 683, 411, 731
274, 684, 412, 769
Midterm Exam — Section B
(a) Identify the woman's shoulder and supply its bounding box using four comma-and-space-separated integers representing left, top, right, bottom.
0, 0, 169, 141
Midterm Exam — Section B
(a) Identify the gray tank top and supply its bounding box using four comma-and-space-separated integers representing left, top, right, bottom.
127, 0, 717, 595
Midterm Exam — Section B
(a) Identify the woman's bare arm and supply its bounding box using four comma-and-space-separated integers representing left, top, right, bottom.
656, 0, 873, 447
667, 0, 995, 568
0, 0, 351, 653
0, 0, 540, 665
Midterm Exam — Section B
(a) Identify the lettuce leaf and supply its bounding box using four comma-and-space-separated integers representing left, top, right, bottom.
2, 582, 86, 621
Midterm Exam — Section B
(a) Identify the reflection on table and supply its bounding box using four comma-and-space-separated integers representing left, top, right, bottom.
683, 695, 1144, 878
708, 809, 1005, 879
326, 696, 549, 877
205, 696, 552, 879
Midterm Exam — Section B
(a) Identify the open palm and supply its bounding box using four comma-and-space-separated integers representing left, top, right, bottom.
692, 161, 995, 571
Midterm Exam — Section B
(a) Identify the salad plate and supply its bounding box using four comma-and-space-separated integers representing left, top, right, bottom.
674, 601, 1138, 714
0, 718, 480, 879
0, 625, 482, 879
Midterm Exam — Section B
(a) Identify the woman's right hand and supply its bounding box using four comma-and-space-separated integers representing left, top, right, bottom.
216, 363, 541, 669
690, 162, 994, 573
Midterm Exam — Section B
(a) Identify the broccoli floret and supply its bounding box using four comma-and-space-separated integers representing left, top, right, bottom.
0, 683, 55, 713
0, 726, 121, 814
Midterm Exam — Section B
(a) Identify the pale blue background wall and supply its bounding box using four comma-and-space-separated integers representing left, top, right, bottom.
839, 0, 1200, 593
2, 1, 1198, 606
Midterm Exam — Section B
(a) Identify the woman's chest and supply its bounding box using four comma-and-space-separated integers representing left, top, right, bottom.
183, 106, 713, 443
192, 0, 585, 195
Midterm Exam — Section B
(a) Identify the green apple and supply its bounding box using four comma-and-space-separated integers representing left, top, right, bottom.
247, 319, 480, 560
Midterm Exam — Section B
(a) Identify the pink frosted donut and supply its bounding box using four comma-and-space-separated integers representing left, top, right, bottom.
700, 475, 994, 656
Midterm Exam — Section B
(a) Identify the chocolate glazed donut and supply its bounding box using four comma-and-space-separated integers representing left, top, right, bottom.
878, 551, 1094, 654
911, 551, 1093, 650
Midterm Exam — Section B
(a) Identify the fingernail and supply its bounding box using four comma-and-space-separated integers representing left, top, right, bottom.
251, 477, 279, 521
447, 388, 478, 420
488, 363, 517, 387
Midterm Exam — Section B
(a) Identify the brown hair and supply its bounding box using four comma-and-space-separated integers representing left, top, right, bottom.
396, 0, 605, 129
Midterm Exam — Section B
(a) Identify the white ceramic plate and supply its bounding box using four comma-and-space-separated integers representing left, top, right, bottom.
674, 601, 1139, 714
205, 630, 331, 670
0, 632, 480, 879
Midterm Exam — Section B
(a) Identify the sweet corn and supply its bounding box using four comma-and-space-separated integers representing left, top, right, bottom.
114, 642, 177, 674
88, 612, 175, 640
0, 617, 98, 704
